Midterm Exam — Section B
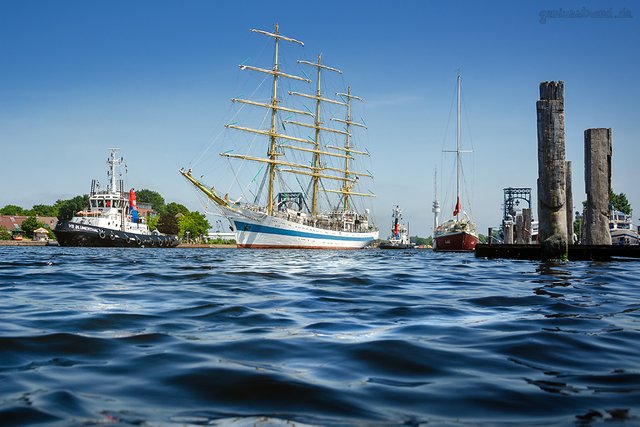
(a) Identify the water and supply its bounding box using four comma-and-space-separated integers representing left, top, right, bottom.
1, 247, 639, 426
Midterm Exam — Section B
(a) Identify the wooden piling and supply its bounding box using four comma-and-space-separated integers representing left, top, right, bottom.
537, 81, 568, 259
584, 128, 612, 245
565, 160, 574, 244
515, 213, 524, 244
522, 208, 532, 244
503, 221, 514, 244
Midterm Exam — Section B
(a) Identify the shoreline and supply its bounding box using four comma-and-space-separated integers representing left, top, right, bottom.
0, 240, 50, 246
0, 240, 235, 248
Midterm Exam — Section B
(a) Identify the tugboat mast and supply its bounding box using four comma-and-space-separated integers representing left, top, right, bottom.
107, 148, 123, 194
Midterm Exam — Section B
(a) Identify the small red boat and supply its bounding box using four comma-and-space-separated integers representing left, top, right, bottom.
434, 221, 478, 252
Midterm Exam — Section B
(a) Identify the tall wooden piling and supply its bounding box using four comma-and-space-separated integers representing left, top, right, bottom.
584, 128, 612, 245
515, 214, 524, 244
565, 160, 574, 243
522, 208, 532, 244
503, 220, 514, 244
537, 81, 568, 259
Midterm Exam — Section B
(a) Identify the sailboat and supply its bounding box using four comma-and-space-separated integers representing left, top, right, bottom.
433, 74, 479, 252
180, 25, 378, 249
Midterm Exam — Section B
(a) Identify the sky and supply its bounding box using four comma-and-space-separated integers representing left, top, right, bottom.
1, 0, 638, 236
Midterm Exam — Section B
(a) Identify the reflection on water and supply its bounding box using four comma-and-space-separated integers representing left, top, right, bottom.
0, 247, 639, 425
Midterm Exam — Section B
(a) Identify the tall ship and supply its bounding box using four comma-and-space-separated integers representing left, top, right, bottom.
434, 74, 479, 252
181, 25, 378, 249
380, 205, 413, 249
54, 149, 179, 247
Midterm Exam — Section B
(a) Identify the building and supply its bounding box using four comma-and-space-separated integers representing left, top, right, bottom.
33, 227, 50, 241
207, 231, 236, 241
0, 216, 23, 233
0, 215, 58, 235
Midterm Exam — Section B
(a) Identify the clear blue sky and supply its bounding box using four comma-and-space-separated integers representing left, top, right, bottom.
1, 0, 638, 236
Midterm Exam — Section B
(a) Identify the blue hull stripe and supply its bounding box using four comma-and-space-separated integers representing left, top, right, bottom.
234, 220, 374, 242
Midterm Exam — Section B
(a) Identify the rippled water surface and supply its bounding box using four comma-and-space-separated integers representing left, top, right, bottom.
1, 247, 639, 426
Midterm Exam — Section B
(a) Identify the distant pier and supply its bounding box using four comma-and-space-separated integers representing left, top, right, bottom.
479, 81, 635, 261
475, 244, 640, 261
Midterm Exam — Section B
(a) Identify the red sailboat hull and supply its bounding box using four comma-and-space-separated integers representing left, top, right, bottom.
434, 231, 478, 252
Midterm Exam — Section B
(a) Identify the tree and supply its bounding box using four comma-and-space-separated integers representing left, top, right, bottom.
29, 204, 58, 217
0, 229, 11, 240
146, 215, 159, 231
610, 190, 632, 215
179, 211, 210, 240
157, 211, 179, 235
410, 235, 433, 247
57, 195, 89, 220
166, 202, 189, 217
574, 212, 583, 242
21, 216, 44, 238
0, 204, 27, 215
136, 189, 165, 213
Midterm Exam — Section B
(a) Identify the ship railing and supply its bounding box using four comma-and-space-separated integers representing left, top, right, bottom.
75, 211, 101, 217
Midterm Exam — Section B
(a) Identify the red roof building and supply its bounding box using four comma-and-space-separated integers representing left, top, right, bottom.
0, 215, 58, 231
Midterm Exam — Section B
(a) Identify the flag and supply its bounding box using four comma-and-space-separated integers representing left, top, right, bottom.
453, 197, 461, 217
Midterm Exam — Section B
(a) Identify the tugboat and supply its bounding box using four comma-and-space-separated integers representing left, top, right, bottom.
54, 149, 179, 247
379, 205, 414, 249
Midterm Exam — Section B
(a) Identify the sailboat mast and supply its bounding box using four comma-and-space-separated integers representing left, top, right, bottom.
443, 73, 471, 220
311, 54, 322, 216
432, 169, 440, 232
456, 73, 461, 220
266, 24, 282, 216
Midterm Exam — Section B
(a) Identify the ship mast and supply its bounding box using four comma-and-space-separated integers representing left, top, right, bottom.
290, 54, 344, 216
222, 24, 309, 215
456, 73, 461, 220
267, 25, 282, 215
443, 72, 471, 220
287, 64, 375, 215
324, 88, 373, 208
265, 24, 303, 215
107, 148, 123, 194
333, 86, 368, 211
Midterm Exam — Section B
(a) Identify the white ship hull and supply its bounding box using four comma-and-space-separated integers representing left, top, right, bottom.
223, 207, 378, 249
611, 229, 640, 245
609, 211, 639, 245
